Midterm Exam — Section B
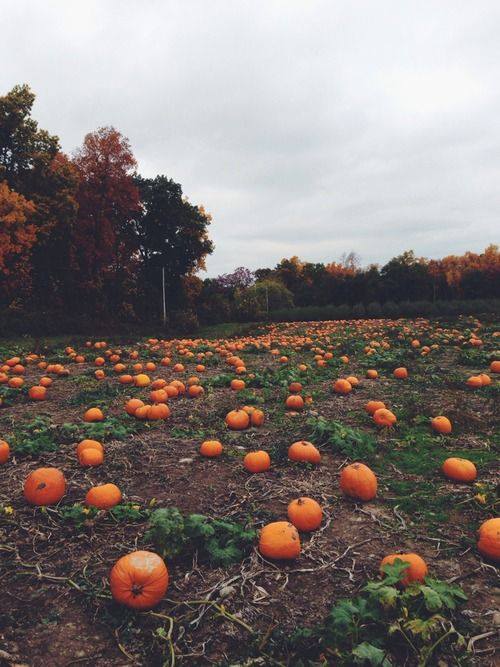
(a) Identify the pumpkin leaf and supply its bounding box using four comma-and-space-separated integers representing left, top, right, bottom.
352, 642, 392, 666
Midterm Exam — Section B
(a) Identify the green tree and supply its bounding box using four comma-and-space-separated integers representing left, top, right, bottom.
134, 175, 214, 317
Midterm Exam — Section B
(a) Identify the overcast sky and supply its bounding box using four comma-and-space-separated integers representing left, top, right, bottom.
1, 1, 499, 276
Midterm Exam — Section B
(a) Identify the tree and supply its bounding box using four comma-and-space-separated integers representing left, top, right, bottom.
0, 180, 36, 273
72, 127, 140, 316
134, 175, 214, 317
214, 267, 255, 291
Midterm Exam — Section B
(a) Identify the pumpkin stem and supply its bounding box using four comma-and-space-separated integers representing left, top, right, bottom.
37, 482, 47, 490
131, 584, 143, 597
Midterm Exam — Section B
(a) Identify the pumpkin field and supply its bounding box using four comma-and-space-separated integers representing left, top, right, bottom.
0, 316, 498, 666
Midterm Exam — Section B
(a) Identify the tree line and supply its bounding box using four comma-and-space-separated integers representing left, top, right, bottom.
1, 84, 498, 335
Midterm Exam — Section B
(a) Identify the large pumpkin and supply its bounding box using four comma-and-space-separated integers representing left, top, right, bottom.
477, 518, 500, 562
110, 550, 169, 609
225, 409, 250, 431
380, 553, 428, 586
86, 483, 122, 509
340, 463, 377, 501
259, 521, 301, 560
442, 457, 477, 482
287, 497, 322, 532
288, 440, 321, 464
24, 467, 66, 506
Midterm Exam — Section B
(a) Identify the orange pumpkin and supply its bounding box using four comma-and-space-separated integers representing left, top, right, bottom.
380, 553, 428, 586
490, 360, 500, 374
373, 408, 397, 427
134, 373, 151, 387
230, 379, 245, 391
288, 440, 321, 464
0, 440, 10, 464
250, 409, 265, 427
76, 439, 103, 458
200, 440, 223, 457
86, 483, 122, 509
431, 416, 452, 434
259, 521, 301, 560
288, 382, 303, 393
125, 398, 145, 415
244, 450, 271, 473
393, 367, 408, 379
287, 497, 322, 531
79, 447, 104, 466
285, 394, 304, 411
110, 550, 169, 609
366, 369, 378, 379
83, 407, 104, 422
24, 467, 66, 506
340, 462, 377, 501
365, 400, 386, 415
333, 379, 352, 394
466, 375, 483, 388
442, 457, 477, 482
225, 409, 250, 430
477, 518, 500, 562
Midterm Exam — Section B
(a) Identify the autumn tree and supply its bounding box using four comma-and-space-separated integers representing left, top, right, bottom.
72, 127, 140, 316
133, 175, 214, 318
0, 84, 80, 309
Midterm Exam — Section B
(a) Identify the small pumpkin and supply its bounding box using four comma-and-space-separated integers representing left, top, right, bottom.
24, 467, 66, 506
125, 398, 144, 415
250, 409, 265, 427
333, 379, 352, 394
393, 367, 408, 379
0, 439, 10, 464
431, 416, 452, 434
86, 483, 122, 509
442, 457, 477, 482
230, 378, 245, 391
110, 550, 169, 609
200, 440, 223, 457
340, 462, 377, 501
287, 497, 322, 531
477, 517, 500, 562
466, 375, 483, 388
28, 385, 47, 401
288, 440, 321, 464
79, 447, 104, 467
259, 521, 301, 560
76, 439, 103, 458
244, 450, 271, 473
225, 409, 250, 430
373, 408, 397, 427
365, 400, 386, 415
380, 553, 428, 586
366, 369, 378, 379
83, 407, 104, 422
285, 394, 304, 411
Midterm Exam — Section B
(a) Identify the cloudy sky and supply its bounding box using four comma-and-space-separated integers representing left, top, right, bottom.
1, 1, 499, 276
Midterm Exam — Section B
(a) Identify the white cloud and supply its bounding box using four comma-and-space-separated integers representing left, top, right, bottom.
1, 0, 499, 275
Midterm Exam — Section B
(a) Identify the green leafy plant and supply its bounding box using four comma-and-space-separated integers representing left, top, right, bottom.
11, 416, 58, 456
272, 560, 468, 666
308, 416, 377, 461
145, 507, 256, 566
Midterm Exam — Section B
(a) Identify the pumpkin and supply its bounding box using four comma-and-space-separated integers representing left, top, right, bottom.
244, 450, 271, 473
466, 375, 483, 388
431, 416, 452, 434
187, 385, 204, 398
225, 409, 250, 430
479, 373, 492, 386
380, 553, 428, 586
442, 457, 477, 482
28, 385, 47, 401
24, 467, 66, 506
288, 382, 303, 393
83, 407, 104, 422
86, 483, 122, 509
345, 375, 359, 387
0, 440, 10, 464
95, 370, 106, 380
333, 379, 352, 394
288, 440, 321, 464
148, 403, 170, 420
259, 521, 301, 560
393, 367, 408, 379
8, 377, 24, 388
490, 360, 500, 374
373, 408, 397, 427
285, 394, 304, 411
110, 550, 169, 609
76, 439, 103, 458
340, 462, 377, 501
230, 379, 245, 391
134, 373, 151, 387
200, 440, 223, 457
287, 497, 322, 531
366, 369, 378, 379
477, 518, 500, 562
125, 398, 144, 415
150, 389, 168, 403
79, 447, 104, 466
39, 376, 53, 387
250, 409, 265, 427
365, 400, 386, 415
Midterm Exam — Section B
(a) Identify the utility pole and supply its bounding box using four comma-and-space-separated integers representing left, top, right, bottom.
265, 285, 269, 315
162, 267, 167, 327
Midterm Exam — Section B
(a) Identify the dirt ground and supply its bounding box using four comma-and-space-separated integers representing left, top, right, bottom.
0, 318, 498, 666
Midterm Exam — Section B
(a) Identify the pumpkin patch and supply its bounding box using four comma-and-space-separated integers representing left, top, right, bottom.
0, 317, 498, 663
